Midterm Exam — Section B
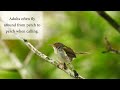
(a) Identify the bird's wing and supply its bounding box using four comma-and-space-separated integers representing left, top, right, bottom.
63, 46, 76, 61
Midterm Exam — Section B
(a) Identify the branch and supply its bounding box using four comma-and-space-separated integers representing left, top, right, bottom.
0, 40, 34, 79
24, 41, 42, 65
96, 11, 120, 33
102, 37, 120, 54
15, 34, 85, 79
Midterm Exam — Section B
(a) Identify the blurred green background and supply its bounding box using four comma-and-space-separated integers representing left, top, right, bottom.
0, 11, 120, 79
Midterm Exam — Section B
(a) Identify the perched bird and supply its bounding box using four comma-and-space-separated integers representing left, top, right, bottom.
51, 42, 76, 70
51, 42, 89, 78
52, 42, 76, 62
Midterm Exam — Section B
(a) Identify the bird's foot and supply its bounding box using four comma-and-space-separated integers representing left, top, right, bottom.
57, 62, 67, 70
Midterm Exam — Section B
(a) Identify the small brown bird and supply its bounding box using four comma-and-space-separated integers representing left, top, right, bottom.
51, 42, 89, 70
51, 42, 88, 77
52, 42, 76, 64
51, 42, 77, 70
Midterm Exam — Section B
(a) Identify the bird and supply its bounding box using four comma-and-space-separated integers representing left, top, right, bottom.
51, 42, 77, 70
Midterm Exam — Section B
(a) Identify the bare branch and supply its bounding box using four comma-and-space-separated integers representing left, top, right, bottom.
24, 41, 42, 65
96, 11, 120, 33
102, 37, 120, 54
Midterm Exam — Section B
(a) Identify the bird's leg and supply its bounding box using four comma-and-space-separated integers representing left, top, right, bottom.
56, 60, 67, 70
57, 62, 67, 70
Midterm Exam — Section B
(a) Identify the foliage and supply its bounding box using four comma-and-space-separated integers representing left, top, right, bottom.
0, 11, 120, 79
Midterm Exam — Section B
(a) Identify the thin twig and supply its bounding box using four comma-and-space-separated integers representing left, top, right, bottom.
96, 11, 120, 33
102, 37, 120, 54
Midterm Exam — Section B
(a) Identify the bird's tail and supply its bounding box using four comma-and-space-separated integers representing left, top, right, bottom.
75, 52, 90, 54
